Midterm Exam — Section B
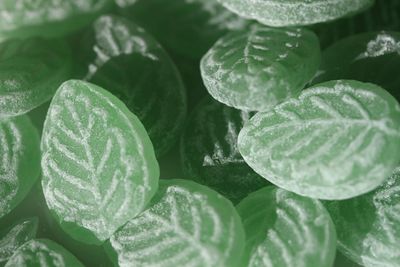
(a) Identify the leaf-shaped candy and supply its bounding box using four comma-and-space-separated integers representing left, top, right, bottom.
0, 0, 113, 40
41, 80, 159, 244
217, 0, 375, 27
5, 239, 84, 267
0, 38, 71, 118
0, 217, 38, 264
237, 186, 336, 267
107, 179, 245, 267
238, 80, 400, 200
0, 115, 41, 219
201, 24, 320, 111
325, 167, 400, 267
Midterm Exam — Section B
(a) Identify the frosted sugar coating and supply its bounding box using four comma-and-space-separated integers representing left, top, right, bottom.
237, 186, 336, 267
217, 0, 374, 27
201, 24, 320, 111
41, 80, 159, 244
238, 80, 400, 199
108, 179, 245, 267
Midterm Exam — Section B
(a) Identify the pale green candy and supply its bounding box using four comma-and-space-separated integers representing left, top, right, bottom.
237, 186, 336, 267
326, 167, 400, 267
107, 179, 245, 267
217, 0, 375, 27
201, 24, 320, 111
238, 80, 400, 200
41, 80, 159, 244
5, 239, 84, 267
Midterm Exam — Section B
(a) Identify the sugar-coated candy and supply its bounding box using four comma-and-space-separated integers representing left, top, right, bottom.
5, 239, 84, 267
106, 179, 245, 267
237, 186, 336, 267
41, 80, 159, 244
326, 167, 400, 267
238, 80, 400, 200
201, 24, 320, 111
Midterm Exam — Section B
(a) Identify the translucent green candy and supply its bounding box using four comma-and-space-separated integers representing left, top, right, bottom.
237, 186, 336, 267
5, 239, 84, 267
77, 15, 187, 157
201, 24, 320, 111
107, 179, 245, 267
0, 38, 71, 118
41, 80, 159, 244
0, 115, 40, 219
314, 31, 400, 101
326, 167, 400, 267
217, 0, 375, 27
0, 217, 38, 264
181, 97, 268, 203
238, 80, 400, 200
122, 0, 248, 59
0, 0, 113, 40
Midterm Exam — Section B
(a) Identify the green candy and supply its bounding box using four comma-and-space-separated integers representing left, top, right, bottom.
41, 80, 159, 244
0, 0, 113, 40
76, 15, 187, 157
5, 239, 84, 267
201, 24, 320, 111
107, 179, 245, 267
237, 186, 336, 267
0, 217, 38, 264
326, 167, 400, 267
314, 31, 400, 101
0, 115, 40, 219
121, 0, 248, 59
0, 38, 71, 118
217, 0, 375, 27
181, 97, 268, 203
238, 80, 400, 200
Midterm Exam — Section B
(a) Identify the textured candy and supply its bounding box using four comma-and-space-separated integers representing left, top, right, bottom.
217, 0, 375, 27
122, 0, 248, 59
5, 239, 84, 267
201, 24, 320, 111
41, 80, 159, 244
0, 38, 71, 118
181, 97, 268, 203
0, 115, 41, 219
76, 15, 187, 157
313, 31, 400, 101
238, 80, 400, 200
0, 0, 113, 40
326, 167, 400, 267
0, 217, 38, 264
237, 186, 336, 267
107, 179, 245, 267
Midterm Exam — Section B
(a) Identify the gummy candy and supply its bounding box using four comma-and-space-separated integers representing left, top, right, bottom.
41, 80, 159, 244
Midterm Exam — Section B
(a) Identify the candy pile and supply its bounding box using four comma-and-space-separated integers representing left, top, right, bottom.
0, 0, 399, 267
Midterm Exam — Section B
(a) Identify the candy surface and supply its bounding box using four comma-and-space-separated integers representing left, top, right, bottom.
41, 80, 159, 244
107, 179, 245, 267
217, 0, 375, 27
5, 239, 84, 267
0, 115, 41, 219
201, 24, 320, 111
181, 97, 268, 203
326, 167, 400, 267
77, 15, 187, 157
238, 80, 400, 199
0, 38, 71, 118
237, 186, 336, 267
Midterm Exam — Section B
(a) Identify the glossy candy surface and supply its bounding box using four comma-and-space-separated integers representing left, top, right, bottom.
201, 24, 320, 111
238, 80, 400, 200
107, 179, 245, 267
41, 80, 159, 244
237, 186, 336, 267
